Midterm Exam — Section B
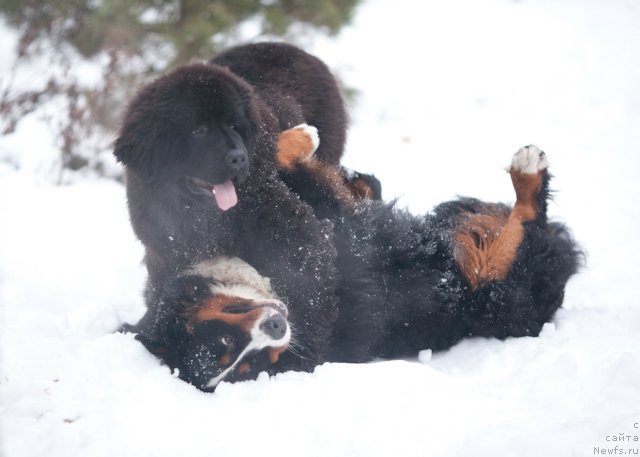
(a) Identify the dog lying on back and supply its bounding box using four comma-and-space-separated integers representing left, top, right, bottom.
130, 139, 581, 390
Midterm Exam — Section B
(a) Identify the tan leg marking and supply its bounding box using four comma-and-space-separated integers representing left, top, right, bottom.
454, 146, 548, 289
345, 177, 375, 199
301, 158, 356, 207
276, 124, 355, 207
276, 124, 318, 171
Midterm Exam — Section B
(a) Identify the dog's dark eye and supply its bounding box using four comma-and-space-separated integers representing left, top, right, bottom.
219, 335, 234, 347
192, 125, 209, 137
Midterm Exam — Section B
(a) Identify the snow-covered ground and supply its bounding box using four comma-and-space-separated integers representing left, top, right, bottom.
1, 0, 640, 456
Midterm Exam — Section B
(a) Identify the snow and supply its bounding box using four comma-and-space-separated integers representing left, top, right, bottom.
1, 0, 640, 456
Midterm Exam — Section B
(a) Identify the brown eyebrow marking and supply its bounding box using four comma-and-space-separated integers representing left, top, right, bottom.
187, 294, 290, 367
190, 295, 262, 334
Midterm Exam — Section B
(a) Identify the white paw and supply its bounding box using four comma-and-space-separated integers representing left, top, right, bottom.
294, 123, 320, 155
510, 145, 549, 174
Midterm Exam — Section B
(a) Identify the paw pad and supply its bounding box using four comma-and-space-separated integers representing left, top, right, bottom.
510, 145, 549, 174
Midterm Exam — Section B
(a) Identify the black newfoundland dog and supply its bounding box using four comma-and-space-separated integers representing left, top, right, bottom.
115, 43, 580, 391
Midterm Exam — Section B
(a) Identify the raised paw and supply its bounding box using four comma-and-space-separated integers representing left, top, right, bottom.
276, 123, 320, 171
508, 144, 550, 221
510, 144, 549, 174
293, 124, 320, 154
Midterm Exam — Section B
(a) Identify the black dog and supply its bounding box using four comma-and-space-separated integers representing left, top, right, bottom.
114, 43, 356, 372
137, 144, 581, 389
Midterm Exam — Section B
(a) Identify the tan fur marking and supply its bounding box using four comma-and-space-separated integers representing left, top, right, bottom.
345, 178, 374, 200
276, 126, 356, 207
219, 354, 231, 366
454, 169, 544, 289
304, 158, 355, 207
191, 295, 262, 334
237, 363, 251, 375
276, 127, 315, 170
267, 345, 288, 364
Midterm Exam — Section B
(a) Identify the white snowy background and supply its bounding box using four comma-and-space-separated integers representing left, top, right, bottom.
1, 0, 639, 456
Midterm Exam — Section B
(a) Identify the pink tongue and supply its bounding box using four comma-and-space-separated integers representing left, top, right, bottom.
212, 181, 238, 211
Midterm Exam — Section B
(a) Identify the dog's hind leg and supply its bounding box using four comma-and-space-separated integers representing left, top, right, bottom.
453, 145, 550, 289
276, 124, 383, 209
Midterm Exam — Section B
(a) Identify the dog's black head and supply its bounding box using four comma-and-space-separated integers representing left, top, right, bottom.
130, 257, 291, 391
114, 63, 259, 211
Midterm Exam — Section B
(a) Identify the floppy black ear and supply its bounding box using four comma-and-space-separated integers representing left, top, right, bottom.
114, 91, 155, 172
113, 131, 147, 172
119, 274, 212, 358
114, 123, 183, 181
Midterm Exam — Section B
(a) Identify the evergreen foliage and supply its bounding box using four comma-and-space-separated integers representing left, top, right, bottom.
1, 0, 360, 63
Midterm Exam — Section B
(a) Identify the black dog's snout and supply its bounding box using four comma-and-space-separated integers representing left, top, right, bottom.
226, 149, 248, 171
260, 314, 287, 340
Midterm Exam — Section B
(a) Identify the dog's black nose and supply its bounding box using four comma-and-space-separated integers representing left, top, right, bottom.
226, 149, 248, 171
260, 314, 287, 340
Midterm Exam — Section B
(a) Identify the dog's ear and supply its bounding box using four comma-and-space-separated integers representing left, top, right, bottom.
114, 124, 183, 180
172, 274, 213, 307
129, 274, 212, 355
113, 130, 145, 172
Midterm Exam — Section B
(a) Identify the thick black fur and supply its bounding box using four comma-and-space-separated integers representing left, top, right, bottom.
142, 166, 581, 385
213, 43, 347, 166
114, 43, 351, 371
326, 171, 582, 362
114, 41, 581, 387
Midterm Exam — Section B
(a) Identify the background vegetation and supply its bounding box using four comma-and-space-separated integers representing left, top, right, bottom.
0, 0, 360, 177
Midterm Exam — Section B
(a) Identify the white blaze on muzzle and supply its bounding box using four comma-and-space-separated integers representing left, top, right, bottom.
181, 257, 290, 389
206, 307, 291, 389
